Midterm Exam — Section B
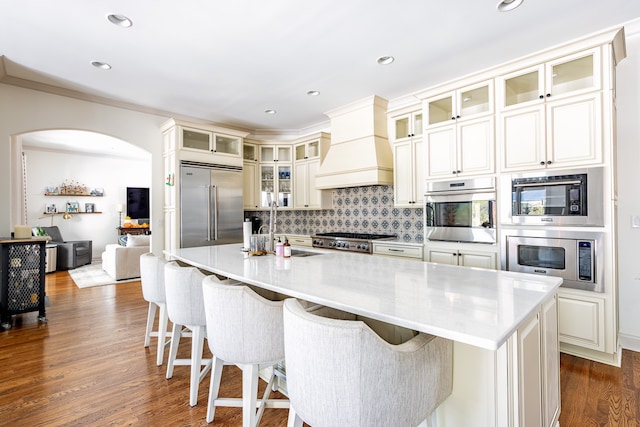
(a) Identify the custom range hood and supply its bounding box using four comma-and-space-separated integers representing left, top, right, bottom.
315, 95, 393, 189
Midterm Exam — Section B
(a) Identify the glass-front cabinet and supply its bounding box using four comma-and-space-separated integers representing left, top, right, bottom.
498, 47, 601, 110
260, 164, 291, 208
295, 140, 320, 161
259, 144, 292, 209
390, 111, 423, 142
181, 127, 241, 156
425, 80, 493, 127
260, 145, 292, 163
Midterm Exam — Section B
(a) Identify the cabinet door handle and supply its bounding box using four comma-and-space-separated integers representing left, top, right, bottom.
540, 161, 546, 165
547, 160, 552, 165
389, 248, 405, 252
539, 94, 544, 99
546, 93, 551, 97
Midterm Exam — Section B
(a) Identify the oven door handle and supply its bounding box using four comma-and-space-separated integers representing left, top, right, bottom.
513, 180, 581, 188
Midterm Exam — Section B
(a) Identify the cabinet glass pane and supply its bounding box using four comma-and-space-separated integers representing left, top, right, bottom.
182, 129, 210, 150
278, 165, 292, 207
278, 146, 291, 162
295, 144, 306, 161
428, 97, 453, 125
243, 144, 256, 160
260, 165, 275, 207
414, 113, 423, 136
395, 117, 410, 138
460, 86, 490, 117
308, 141, 319, 158
505, 70, 540, 107
551, 55, 594, 96
214, 135, 240, 155
261, 146, 275, 162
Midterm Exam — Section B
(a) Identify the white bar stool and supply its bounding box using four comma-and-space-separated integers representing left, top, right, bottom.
283, 298, 453, 427
164, 261, 213, 406
202, 277, 289, 426
140, 252, 171, 366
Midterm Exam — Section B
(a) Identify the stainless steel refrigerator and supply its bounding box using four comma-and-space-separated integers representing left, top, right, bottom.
180, 161, 243, 248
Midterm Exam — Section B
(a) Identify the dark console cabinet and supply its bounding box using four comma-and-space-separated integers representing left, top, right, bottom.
0, 239, 47, 329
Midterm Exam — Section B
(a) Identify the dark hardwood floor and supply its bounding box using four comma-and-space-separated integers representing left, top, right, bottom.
1, 270, 638, 426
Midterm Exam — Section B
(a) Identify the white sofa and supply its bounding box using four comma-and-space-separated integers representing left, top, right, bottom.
101, 234, 150, 280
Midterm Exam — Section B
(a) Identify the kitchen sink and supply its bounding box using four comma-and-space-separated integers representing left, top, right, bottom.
290, 249, 322, 257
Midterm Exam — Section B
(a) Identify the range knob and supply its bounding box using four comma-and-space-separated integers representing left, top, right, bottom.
329, 241, 336, 247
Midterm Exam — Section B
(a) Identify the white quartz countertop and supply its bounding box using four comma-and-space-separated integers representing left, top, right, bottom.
165, 244, 561, 350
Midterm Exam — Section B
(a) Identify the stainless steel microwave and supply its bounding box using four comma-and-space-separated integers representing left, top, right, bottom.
500, 167, 604, 226
502, 229, 604, 293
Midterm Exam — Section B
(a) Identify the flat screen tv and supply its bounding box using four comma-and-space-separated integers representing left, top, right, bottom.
126, 187, 149, 220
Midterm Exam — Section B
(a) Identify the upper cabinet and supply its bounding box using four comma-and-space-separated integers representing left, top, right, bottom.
497, 48, 604, 171
389, 110, 423, 143
242, 142, 259, 209
425, 80, 494, 128
293, 133, 331, 209
260, 145, 292, 163
423, 80, 495, 179
498, 48, 601, 111
181, 127, 241, 158
389, 106, 424, 206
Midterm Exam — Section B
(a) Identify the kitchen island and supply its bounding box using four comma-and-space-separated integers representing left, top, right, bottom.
166, 244, 562, 426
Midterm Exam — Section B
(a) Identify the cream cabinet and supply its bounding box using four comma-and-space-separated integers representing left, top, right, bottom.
372, 242, 423, 259
425, 115, 494, 179
515, 311, 542, 426
389, 110, 423, 142
542, 294, 560, 427
389, 107, 425, 206
393, 138, 424, 206
293, 133, 331, 209
181, 126, 241, 159
557, 292, 605, 351
259, 145, 292, 209
425, 242, 497, 269
425, 80, 494, 128
498, 48, 604, 171
243, 142, 260, 209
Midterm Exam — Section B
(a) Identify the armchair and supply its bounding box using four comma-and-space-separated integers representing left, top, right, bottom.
41, 226, 92, 270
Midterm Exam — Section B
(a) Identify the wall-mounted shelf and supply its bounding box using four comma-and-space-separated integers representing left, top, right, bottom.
41, 212, 102, 215
44, 194, 103, 197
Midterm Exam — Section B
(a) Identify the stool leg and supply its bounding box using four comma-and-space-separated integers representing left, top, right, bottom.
190, 325, 205, 406
242, 364, 259, 427
287, 408, 304, 427
144, 302, 157, 347
156, 302, 169, 366
206, 356, 225, 423
166, 323, 182, 379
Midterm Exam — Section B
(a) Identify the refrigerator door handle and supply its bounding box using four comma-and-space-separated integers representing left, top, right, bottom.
209, 184, 218, 241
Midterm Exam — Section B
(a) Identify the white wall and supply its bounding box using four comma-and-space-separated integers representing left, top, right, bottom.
614, 21, 640, 351
0, 84, 169, 255
23, 147, 150, 259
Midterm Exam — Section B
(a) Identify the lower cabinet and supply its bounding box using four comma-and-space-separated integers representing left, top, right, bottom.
372, 242, 423, 259
425, 242, 497, 269
434, 293, 559, 427
558, 291, 605, 351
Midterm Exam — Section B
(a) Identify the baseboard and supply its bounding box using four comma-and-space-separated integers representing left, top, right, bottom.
619, 333, 640, 353
560, 342, 622, 367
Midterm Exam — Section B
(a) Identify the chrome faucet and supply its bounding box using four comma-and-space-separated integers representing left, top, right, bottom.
258, 201, 278, 252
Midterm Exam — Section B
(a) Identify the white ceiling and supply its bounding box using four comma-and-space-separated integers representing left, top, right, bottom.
2, 0, 640, 137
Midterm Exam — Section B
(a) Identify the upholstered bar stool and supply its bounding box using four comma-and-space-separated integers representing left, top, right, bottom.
283, 298, 454, 427
202, 277, 289, 427
164, 261, 213, 406
140, 252, 171, 366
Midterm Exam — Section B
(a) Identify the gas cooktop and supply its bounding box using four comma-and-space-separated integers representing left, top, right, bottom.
311, 232, 396, 254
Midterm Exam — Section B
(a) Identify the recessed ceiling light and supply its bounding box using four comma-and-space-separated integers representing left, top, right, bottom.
497, 0, 524, 12
307, 90, 320, 96
377, 56, 395, 65
107, 14, 133, 27
91, 61, 112, 70
264, 109, 277, 115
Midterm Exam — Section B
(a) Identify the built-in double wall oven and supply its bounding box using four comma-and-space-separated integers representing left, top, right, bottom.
425, 177, 497, 244
500, 167, 606, 292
